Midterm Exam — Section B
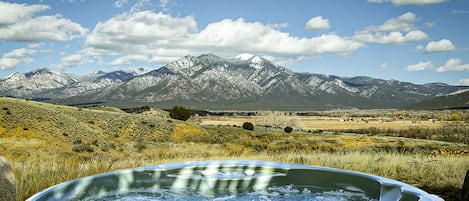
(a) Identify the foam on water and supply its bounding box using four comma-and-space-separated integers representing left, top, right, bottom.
81, 184, 377, 201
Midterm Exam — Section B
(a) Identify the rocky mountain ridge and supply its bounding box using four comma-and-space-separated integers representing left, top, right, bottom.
1, 54, 468, 110
0, 68, 135, 100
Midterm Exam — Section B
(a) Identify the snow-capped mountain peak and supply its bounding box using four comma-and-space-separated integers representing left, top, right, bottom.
234, 53, 267, 69
1, 54, 468, 110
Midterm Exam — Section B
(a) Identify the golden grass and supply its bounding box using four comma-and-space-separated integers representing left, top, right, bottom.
194, 116, 443, 130
1, 97, 468, 201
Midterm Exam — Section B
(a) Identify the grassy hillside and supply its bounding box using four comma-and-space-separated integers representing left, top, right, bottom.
0, 97, 468, 201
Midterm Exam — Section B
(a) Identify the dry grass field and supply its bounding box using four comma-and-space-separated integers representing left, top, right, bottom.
193, 115, 443, 130
1, 97, 468, 201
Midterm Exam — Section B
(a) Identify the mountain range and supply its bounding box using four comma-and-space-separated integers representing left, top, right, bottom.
1, 53, 468, 110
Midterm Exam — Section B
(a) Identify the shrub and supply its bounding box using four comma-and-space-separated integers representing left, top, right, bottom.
284, 126, 293, 133
100, 144, 110, 152
72, 138, 82, 144
242, 122, 254, 130
72, 144, 94, 152
255, 110, 303, 129
134, 141, 146, 152
169, 105, 190, 121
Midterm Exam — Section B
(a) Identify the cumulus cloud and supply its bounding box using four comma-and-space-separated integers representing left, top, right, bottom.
111, 55, 148, 66
60, 54, 84, 68
0, 1, 48, 25
406, 61, 434, 71
85, 11, 197, 56
354, 30, 427, 44
192, 18, 361, 55
391, 0, 448, 6
407, 58, 469, 73
421, 39, 456, 53
354, 12, 428, 44
306, 16, 330, 31
377, 12, 417, 32
368, 0, 448, 6
435, 58, 469, 72
0, 43, 42, 70
84, 12, 363, 64
0, 2, 87, 42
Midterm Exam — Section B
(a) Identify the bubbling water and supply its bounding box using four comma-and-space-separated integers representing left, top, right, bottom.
82, 184, 377, 201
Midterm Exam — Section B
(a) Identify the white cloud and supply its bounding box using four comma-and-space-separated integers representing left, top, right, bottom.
195, 18, 363, 56
354, 12, 428, 44
0, 2, 87, 41
130, 0, 151, 13
377, 12, 417, 32
60, 54, 84, 68
459, 79, 469, 85
354, 30, 427, 44
268, 22, 288, 30
159, 0, 169, 9
84, 12, 364, 65
407, 58, 469, 73
452, 9, 469, 15
422, 39, 456, 53
0, 44, 42, 70
0, 2, 48, 25
368, 0, 389, 3
391, 0, 448, 6
425, 22, 435, 28
368, 0, 448, 6
148, 55, 182, 63
114, 0, 129, 8
306, 16, 330, 31
415, 45, 424, 51
406, 61, 434, 71
85, 11, 197, 56
111, 55, 148, 66
435, 58, 469, 72
380, 63, 388, 69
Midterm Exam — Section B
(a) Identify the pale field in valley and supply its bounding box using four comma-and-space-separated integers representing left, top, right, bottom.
192, 116, 442, 130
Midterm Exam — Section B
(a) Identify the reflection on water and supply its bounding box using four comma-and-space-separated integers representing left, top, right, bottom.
28, 161, 433, 201
83, 184, 377, 201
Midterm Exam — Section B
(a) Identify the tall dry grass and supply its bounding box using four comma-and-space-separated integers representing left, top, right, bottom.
8, 147, 469, 201
1, 98, 468, 201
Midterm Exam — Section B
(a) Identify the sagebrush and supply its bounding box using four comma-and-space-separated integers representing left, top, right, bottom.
255, 110, 303, 129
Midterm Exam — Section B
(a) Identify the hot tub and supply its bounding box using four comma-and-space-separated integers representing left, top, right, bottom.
27, 160, 441, 201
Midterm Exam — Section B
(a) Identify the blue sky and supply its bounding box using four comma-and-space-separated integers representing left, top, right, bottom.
0, 0, 468, 85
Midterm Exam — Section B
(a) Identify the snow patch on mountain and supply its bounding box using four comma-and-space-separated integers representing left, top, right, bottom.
250, 56, 265, 69
447, 89, 469, 96
360, 86, 379, 98
334, 79, 359, 93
